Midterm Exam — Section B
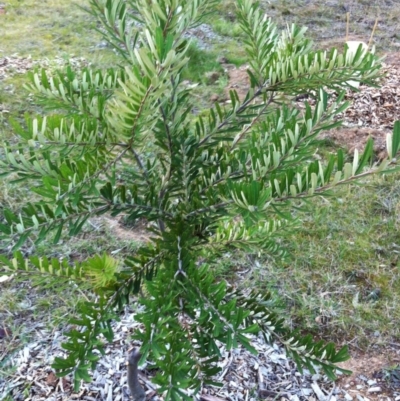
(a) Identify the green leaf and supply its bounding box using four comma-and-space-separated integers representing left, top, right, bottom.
392, 120, 400, 157
331, 345, 351, 363
355, 138, 373, 174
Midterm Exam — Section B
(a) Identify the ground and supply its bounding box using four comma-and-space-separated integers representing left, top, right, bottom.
2, 0, 400, 400
337, 348, 400, 399
82, 52, 400, 400
222, 52, 400, 160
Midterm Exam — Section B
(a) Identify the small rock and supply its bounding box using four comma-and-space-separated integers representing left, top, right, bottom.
367, 379, 377, 386
311, 374, 321, 381
356, 385, 364, 390
344, 392, 353, 401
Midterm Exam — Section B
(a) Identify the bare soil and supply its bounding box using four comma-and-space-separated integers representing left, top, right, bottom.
337, 346, 400, 399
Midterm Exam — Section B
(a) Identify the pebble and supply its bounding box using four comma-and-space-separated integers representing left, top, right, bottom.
356, 385, 364, 390
367, 379, 377, 386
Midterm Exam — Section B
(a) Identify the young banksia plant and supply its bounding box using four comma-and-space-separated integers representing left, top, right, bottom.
1, 0, 400, 399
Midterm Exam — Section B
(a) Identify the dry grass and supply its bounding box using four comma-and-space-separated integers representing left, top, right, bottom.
263, 0, 400, 53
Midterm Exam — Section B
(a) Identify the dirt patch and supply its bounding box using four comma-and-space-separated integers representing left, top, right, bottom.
322, 127, 389, 160
339, 61, 400, 131
336, 346, 400, 399
319, 55, 400, 158
223, 64, 250, 102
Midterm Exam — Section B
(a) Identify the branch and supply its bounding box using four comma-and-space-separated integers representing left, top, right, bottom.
129, 146, 151, 187
185, 202, 232, 220
198, 85, 268, 147
106, 251, 166, 309
230, 93, 275, 150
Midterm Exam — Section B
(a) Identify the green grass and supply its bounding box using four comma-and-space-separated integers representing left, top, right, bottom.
239, 175, 400, 347
1, 0, 102, 59
0, 0, 118, 144
212, 18, 244, 38
182, 43, 225, 84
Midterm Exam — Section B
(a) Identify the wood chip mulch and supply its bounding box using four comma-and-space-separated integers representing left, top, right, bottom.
321, 55, 400, 159
1, 300, 399, 401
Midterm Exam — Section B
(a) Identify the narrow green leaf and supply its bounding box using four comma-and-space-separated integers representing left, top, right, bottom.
392, 120, 400, 157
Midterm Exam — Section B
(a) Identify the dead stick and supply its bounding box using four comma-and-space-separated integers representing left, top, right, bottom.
368, 17, 379, 50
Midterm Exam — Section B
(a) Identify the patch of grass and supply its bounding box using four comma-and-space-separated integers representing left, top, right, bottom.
212, 18, 244, 38
241, 174, 400, 348
0, 0, 119, 143
1, 0, 102, 59
181, 42, 225, 84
